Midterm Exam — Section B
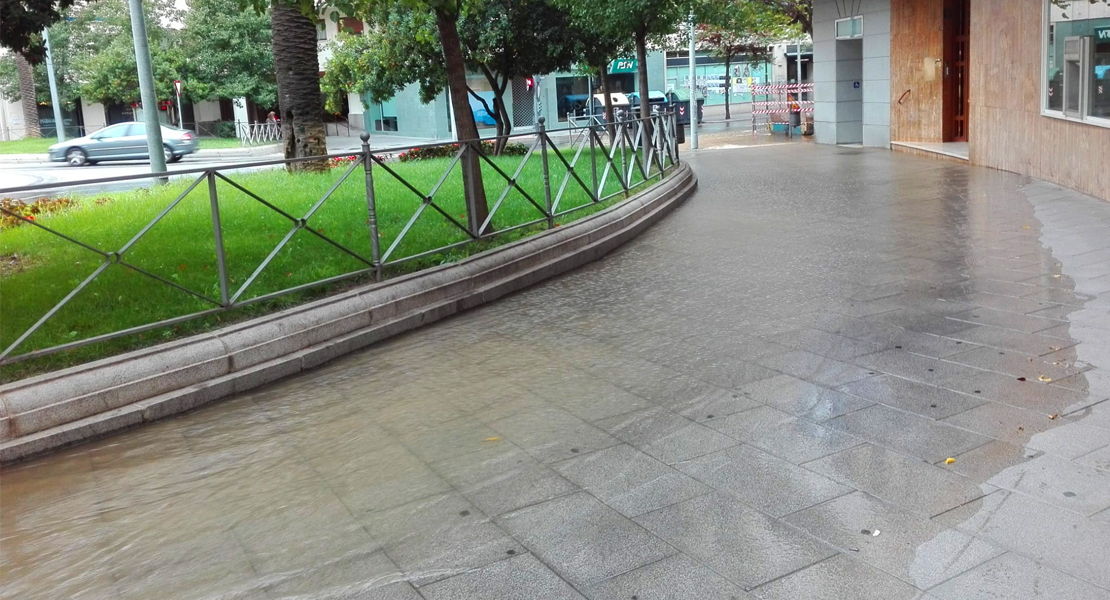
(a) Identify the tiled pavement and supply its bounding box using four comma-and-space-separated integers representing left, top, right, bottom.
4, 143, 1110, 599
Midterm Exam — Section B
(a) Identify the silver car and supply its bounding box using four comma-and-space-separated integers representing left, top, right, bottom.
48, 122, 200, 166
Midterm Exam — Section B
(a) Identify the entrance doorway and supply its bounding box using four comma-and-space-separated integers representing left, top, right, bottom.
943, 0, 970, 142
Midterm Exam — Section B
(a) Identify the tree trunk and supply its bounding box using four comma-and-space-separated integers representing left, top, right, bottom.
634, 28, 650, 123
270, 0, 327, 171
434, 9, 490, 235
598, 67, 615, 143
479, 67, 512, 155
634, 27, 651, 159
723, 55, 731, 121
15, 54, 41, 138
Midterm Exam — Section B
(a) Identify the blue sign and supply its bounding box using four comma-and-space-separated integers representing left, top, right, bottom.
853, 81, 861, 89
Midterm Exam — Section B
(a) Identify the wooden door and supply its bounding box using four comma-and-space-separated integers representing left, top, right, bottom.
943, 0, 970, 142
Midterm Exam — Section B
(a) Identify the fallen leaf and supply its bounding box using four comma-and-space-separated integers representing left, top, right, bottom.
1048, 414, 1058, 420
1049, 346, 1060, 351
1022, 225, 1031, 229
1038, 375, 1053, 382
1053, 274, 1061, 279
484, 437, 501, 442
872, 530, 881, 537
1017, 377, 1027, 382
945, 457, 956, 464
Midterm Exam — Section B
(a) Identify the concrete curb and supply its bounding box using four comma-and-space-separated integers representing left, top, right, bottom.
0, 164, 697, 463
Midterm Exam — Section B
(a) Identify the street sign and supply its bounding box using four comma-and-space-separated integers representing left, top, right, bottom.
174, 80, 183, 95
610, 59, 637, 74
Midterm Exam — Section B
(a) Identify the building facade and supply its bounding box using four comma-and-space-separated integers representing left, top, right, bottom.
814, 0, 1109, 200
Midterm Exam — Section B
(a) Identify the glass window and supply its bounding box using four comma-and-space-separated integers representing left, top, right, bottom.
1044, 0, 1110, 124
1092, 29, 1110, 118
555, 76, 590, 121
835, 16, 863, 40
316, 22, 327, 41
376, 97, 398, 132
126, 123, 146, 137
94, 124, 130, 139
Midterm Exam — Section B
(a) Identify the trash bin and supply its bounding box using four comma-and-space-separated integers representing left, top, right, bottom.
665, 90, 704, 125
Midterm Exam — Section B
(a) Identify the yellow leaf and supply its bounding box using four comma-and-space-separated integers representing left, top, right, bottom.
945, 457, 956, 464
1048, 414, 1059, 420
1038, 375, 1052, 382
485, 437, 501, 442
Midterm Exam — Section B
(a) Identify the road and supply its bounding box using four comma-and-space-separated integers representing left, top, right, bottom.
0, 154, 285, 199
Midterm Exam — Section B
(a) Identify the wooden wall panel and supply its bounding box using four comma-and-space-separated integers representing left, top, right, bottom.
890, 0, 945, 142
969, 0, 1109, 201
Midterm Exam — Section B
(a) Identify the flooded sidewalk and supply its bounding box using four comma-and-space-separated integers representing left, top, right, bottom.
3, 143, 1110, 599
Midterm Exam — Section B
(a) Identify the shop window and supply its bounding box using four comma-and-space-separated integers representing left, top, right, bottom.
1043, 0, 1110, 126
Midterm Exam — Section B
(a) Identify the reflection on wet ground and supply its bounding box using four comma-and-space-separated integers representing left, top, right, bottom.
3, 143, 1110, 599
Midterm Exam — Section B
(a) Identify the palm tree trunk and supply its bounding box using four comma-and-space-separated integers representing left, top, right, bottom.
270, 0, 327, 171
434, 8, 490, 235
15, 54, 41, 138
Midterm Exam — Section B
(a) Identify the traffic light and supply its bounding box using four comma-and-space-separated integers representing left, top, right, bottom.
525, 76, 535, 91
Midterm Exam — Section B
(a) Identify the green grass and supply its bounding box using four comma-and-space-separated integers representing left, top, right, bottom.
0, 137, 54, 155
198, 137, 248, 149
1, 146, 665, 379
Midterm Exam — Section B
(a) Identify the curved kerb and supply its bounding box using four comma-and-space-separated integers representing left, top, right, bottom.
0, 163, 697, 463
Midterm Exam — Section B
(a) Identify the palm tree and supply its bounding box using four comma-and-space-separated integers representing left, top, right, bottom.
15, 54, 41, 138
270, 0, 327, 170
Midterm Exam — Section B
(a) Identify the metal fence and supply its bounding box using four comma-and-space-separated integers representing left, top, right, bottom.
0, 111, 680, 365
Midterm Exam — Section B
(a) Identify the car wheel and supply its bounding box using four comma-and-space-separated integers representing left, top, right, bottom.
66, 148, 88, 167
163, 145, 175, 163
168, 154, 183, 163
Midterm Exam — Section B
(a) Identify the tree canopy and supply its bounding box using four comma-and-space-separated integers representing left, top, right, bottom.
0, 0, 78, 61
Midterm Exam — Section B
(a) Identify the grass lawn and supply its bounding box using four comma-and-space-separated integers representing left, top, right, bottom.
198, 137, 248, 149
1, 145, 664, 379
0, 137, 54, 155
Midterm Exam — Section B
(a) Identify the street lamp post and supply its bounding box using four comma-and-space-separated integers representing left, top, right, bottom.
127, 0, 167, 177
43, 28, 66, 143
688, 11, 698, 150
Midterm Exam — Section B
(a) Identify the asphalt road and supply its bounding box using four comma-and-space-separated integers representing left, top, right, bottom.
0, 154, 285, 199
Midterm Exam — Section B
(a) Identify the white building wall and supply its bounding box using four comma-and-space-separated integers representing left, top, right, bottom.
192, 100, 224, 122
81, 99, 107, 133
813, 0, 892, 147
0, 98, 24, 140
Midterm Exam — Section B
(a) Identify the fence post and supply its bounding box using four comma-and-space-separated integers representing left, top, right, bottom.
589, 124, 599, 201
538, 117, 554, 228
361, 132, 382, 282
207, 172, 230, 306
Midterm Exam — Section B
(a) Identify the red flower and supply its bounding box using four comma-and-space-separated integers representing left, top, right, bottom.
178, 264, 187, 270
25, 215, 34, 221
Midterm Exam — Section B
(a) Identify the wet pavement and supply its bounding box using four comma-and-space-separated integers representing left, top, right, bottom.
4, 142, 1110, 599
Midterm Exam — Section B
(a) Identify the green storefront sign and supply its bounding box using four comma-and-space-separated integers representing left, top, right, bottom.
1096, 27, 1110, 41
610, 59, 637, 74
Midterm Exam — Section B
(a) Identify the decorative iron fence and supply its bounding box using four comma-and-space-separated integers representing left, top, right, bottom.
0, 111, 680, 365
237, 121, 283, 146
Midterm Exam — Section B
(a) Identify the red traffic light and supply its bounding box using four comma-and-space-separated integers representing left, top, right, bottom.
525, 77, 534, 90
